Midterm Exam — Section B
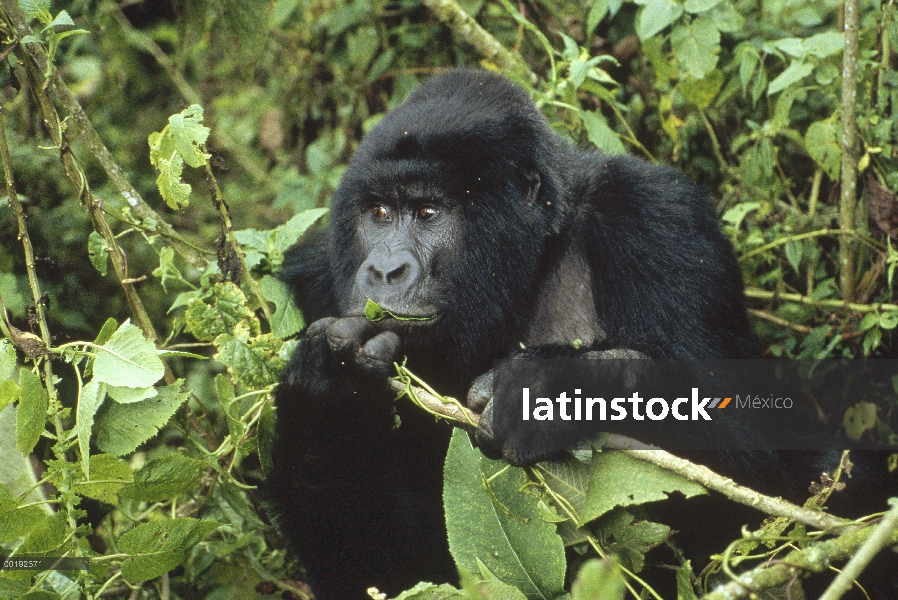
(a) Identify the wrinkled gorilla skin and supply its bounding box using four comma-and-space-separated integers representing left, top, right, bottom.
264, 71, 891, 599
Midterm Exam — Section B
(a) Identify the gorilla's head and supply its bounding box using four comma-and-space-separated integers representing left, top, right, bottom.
325, 70, 571, 378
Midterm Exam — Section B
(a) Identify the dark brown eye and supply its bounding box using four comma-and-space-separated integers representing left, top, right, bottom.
417, 206, 437, 221
371, 205, 390, 220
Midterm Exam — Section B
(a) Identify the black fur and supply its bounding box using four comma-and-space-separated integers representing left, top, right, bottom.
265, 70, 894, 599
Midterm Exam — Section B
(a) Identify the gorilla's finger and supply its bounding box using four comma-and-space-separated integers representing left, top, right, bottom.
474, 400, 502, 460
466, 370, 494, 413
358, 331, 402, 375
325, 317, 374, 357
305, 317, 337, 339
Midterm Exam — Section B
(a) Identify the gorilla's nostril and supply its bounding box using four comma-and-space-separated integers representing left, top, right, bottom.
385, 263, 409, 284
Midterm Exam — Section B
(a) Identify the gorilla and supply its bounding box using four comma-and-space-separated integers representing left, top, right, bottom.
265, 70, 891, 599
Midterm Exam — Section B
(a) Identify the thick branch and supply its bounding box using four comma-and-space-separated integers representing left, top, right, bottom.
839, 0, 860, 302
421, 0, 536, 83
702, 522, 898, 600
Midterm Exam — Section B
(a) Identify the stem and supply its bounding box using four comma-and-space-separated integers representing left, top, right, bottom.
808, 168, 823, 218
818, 500, 898, 600
204, 164, 272, 321
839, 0, 860, 302
745, 287, 898, 313
700, 109, 727, 173
739, 228, 883, 261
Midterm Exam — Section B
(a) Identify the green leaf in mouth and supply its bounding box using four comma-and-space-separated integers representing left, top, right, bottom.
364, 298, 435, 322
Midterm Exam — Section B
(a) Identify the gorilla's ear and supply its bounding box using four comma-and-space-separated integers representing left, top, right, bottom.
525, 170, 566, 235
525, 171, 541, 204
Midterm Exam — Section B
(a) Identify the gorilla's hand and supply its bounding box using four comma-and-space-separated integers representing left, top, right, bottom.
285, 317, 402, 398
467, 368, 574, 466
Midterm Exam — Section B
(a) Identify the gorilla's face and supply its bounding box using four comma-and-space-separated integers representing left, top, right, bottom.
346, 179, 465, 326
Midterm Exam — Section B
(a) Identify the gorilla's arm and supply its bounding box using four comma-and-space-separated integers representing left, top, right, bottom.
267, 237, 456, 599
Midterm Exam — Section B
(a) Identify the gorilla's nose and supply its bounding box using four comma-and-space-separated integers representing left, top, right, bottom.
358, 248, 422, 299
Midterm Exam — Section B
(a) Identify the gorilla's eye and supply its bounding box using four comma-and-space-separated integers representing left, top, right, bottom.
371, 205, 391, 221
417, 206, 437, 221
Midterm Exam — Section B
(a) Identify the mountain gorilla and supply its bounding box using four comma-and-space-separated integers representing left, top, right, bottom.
265, 70, 890, 599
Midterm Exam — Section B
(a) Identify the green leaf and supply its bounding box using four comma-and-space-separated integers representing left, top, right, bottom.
679, 70, 724, 109
683, 0, 723, 13
773, 38, 806, 59
168, 105, 210, 168
118, 518, 219, 583
258, 403, 276, 475
87, 231, 108, 276
120, 453, 207, 502
260, 275, 304, 338
0, 379, 18, 413
843, 402, 877, 441
93, 318, 119, 347
571, 559, 626, 600
155, 152, 192, 210
586, 0, 610, 35
364, 298, 436, 322
580, 450, 707, 523
273, 208, 329, 255
76, 454, 132, 504
803, 31, 844, 58
0, 492, 46, 543
767, 60, 813, 95
805, 120, 841, 180
94, 380, 188, 456
16, 510, 67, 554
670, 18, 720, 79
16, 368, 48, 455
0, 339, 15, 380
595, 510, 670, 572
214, 374, 245, 441
44, 9, 75, 30
107, 385, 157, 404
185, 282, 260, 342
76, 380, 105, 478
443, 429, 566, 599
721, 201, 760, 229
93, 320, 165, 388
880, 311, 898, 330
365, 297, 387, 321
582, 110, 626, 155
676, 561, 699, 600
708, 1, 744, 32
637, 0, 683, 39
18, 0, 50, 21
785, 240, 803, 274
394, 582, 466, 599
214, 333, 285, 388
0, 407, 46, 510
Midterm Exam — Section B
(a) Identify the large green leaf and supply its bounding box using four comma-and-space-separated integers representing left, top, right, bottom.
636, 0, 683, 40
670, 18, 720, 79
76, 380, 105, 477
443, 429, 567, 600
16, 368, 48, 455
93, 380, 188, 456
92, 320, 164, 389
581, 450, 706, 523
120, 453, 207, 502
118, 518, 219, 583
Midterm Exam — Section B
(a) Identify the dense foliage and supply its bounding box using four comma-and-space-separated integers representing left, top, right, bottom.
0, 0, 896, 598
